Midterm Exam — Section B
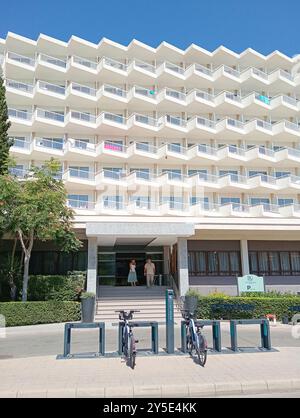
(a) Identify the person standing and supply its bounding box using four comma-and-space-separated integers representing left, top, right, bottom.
144, 257, 156, 288
128, 259, 137, 286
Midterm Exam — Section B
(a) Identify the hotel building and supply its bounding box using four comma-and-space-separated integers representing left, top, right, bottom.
2, 32, 300, 297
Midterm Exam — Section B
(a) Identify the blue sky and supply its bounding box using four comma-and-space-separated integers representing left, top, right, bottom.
1, 0, 299, 56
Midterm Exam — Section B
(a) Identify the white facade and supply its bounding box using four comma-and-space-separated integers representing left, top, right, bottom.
2, 32, 300, 294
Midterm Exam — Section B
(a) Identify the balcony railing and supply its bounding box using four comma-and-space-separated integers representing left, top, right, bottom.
103, 141, 126, 153
194, 63, 212, 76
166, 115, 186, 127
11, 137, 31, 149
103, 57, 127, 71
68, 168, 94, 180
38, 81, 65, 95
134, 86, 156, 98
71, 82, 97, 96
133, 59, 156, 73
9, 167, 28, 178
103, 198, 124, 210
196, 117, 216, 129
70, 139, 96, 152
72, 55, 97, 69
39, 53, 67, 68
103, 112, 125, 124
165, 61, 185, 75
103, 84, 127, 97
70, 110, 96, 123
6, 79, 33, 93
195, 89, 214, 101
36, 108, 65, 122
135, 142, 157, 154
8, 108, 32, 120
256, 119, 273, 130
102, 169, 125, 180
134, 114, 160, 127
35, 137, 64, 150
165, 88, 186, 101
7, 51, 35, 66
68, 199, 95, 210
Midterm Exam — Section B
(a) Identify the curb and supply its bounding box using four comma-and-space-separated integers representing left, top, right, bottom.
1, 379, 300, 398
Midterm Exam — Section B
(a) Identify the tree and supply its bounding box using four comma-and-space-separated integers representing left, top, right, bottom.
0, 76, 12, 175
0, 160, 82, 301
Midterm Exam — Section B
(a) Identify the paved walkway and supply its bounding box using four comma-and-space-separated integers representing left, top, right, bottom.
1, 347, 300, 397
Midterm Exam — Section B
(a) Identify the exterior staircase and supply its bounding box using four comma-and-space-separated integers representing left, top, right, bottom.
95, 285, 183, 323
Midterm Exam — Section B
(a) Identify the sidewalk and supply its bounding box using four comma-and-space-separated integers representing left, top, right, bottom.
1, 347, 300, 397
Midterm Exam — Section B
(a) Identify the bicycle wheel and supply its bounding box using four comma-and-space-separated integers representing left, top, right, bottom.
129, 334, 136, 369
123, 328, 129, 358
186, 330, 193, 354
196, 333, 207, 367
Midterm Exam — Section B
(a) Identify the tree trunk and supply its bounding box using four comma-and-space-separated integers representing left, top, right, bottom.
22, 253, 30, 302
9, 238, 17, 301
18, 230, 34, 303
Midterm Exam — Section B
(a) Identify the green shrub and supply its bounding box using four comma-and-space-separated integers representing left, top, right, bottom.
27, 272, 85, 301
240, 291, 300, 298
80, 292, 96, 299
0, 301, 81, 327
187, 292, 300, 320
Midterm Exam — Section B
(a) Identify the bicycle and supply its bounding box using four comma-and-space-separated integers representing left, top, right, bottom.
116, 310, 140, 369
181, 308, 208, 367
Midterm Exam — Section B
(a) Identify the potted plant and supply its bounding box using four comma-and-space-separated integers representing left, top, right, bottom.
80, 291, 96, 323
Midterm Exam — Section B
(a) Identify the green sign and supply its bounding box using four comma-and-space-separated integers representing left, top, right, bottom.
237, 274, 265, 294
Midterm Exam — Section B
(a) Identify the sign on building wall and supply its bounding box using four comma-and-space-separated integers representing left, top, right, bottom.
237, 274, 265, 294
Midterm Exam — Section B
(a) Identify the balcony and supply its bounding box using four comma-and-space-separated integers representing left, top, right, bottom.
71, 82, 96, 96
38, 53, 67, 69
70, 110, 96, 124
67, 199, 95, 211
7, 51, 35, 67
37, 80, 66, 96
72, 55, 97, 70
35, 108, 65, 125
6, 79, 33, 94
34, 137, 64, 151
8, 108, 32, 125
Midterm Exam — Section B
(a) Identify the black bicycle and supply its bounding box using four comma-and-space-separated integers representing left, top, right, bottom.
116, 310, 140, 369
181, 309, 208, 367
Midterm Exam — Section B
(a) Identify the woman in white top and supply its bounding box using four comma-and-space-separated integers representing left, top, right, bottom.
128, 259, 137, 286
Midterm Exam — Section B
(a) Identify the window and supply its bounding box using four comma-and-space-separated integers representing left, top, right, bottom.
250, 198, 270, 206
278, 198, 294, 206
249, 250, 300, 276
68, 194, 89, 209
188, 251, 241, 276
69, 166, 90, 179
220, 197, 241, 205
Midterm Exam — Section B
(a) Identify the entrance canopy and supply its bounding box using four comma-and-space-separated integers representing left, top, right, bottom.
86, 222, 195, 247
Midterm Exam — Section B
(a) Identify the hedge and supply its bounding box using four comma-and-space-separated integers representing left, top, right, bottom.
187, 292, 300, 320
0, 301, 81, 327
27, 273, 85, 302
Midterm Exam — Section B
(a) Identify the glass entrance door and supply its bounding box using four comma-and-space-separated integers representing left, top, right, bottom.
98, 249, 164, 286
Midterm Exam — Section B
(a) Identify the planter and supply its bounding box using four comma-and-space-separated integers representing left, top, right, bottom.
81, 296, 95, 323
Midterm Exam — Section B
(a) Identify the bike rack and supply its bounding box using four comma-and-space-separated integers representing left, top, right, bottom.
180, 320, 222, 353
118, 321, 159, 355
57, 322, 105, 359
230, 319, 272, 352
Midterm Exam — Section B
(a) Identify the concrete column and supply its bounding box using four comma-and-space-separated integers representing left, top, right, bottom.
240, 239, 250, 276
87, 237, 98, 295
177, 238, 189, 296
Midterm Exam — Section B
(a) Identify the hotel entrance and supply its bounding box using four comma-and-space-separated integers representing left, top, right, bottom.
98, 247, 164, 286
